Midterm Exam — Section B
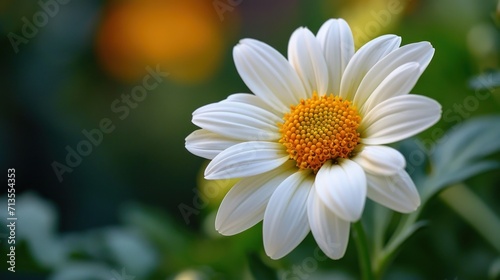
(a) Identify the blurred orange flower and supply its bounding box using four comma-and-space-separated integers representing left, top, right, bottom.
96, 0, 233, 83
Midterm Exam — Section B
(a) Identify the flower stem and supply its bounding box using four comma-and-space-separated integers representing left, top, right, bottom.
353, 221, 374, 280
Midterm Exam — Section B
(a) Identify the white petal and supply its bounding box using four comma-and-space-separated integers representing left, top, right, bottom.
205, 141, 289, 180
215, 161, 296, 235
307, 187, 350, 259
354, 42, 434, 109
366, 170, 420, 213
352, 145, 406, 176
372, 41, 434, 77
192, 100, 281, 141
340, 35, 401, 101
359, 62, 421, 115
233, 39, 307, 113
360, 95, 442, 145
315, 159, 367, 222
316, 18, 355, 95
185, 129, 241, 160
226, 93, 279, 115
263, 171, 313, 259
288, 27, 329, 96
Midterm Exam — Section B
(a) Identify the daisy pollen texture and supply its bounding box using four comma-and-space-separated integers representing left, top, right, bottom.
186, 18, 441, 260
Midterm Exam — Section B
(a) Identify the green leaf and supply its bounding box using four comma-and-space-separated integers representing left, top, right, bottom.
432, 115, 500, 171
427, 116, 500, 197
374, 220, 428, 278
372, 204, 392, 256
247, 253, 277, 280
383, 220, 428, 256
424, 161, 500, 200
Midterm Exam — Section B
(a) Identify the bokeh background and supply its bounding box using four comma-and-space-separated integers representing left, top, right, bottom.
1, 0, 500, 279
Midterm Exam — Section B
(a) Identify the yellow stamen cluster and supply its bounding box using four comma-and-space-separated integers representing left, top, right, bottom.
279, 93, 361, 172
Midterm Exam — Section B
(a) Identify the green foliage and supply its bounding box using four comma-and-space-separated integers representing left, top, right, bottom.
2, 0, 500, 279
427, 116, 500, 199
369, 116, 500, 279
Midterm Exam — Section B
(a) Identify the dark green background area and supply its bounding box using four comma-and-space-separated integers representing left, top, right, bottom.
0, 0, 499, 279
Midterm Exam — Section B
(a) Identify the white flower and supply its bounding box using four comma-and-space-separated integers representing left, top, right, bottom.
185, 18, 441, 260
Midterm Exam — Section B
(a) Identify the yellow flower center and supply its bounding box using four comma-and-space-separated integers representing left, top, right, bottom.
279, 93, 361, 172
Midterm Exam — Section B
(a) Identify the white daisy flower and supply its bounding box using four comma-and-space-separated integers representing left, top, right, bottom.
185, 18, 441, 260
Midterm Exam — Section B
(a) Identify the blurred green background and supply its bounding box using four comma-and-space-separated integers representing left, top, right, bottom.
0, 0, 499, 279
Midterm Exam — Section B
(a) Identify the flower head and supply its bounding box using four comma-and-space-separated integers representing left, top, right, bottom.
186, 18, 441, 260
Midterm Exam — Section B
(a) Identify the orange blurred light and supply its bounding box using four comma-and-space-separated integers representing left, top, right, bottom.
96, 0, 229, 83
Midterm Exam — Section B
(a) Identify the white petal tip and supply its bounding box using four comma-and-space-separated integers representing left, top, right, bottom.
237, 38, 248, 45
323, 248, 347, 260
265, 250, 284, 260
402, 199, 421, 213
342, 212, 362, 223
267, 254, 279, 260
204, 174, 217, 180
398, 205, 419, 214
216, 229, 233, 236
203, 168, 218, 180
237, 38, 259, 47
215, 221, 241, 236
330, 251, 346, 260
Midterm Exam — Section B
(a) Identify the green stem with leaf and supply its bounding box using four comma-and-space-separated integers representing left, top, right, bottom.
353, 221, 375, 280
